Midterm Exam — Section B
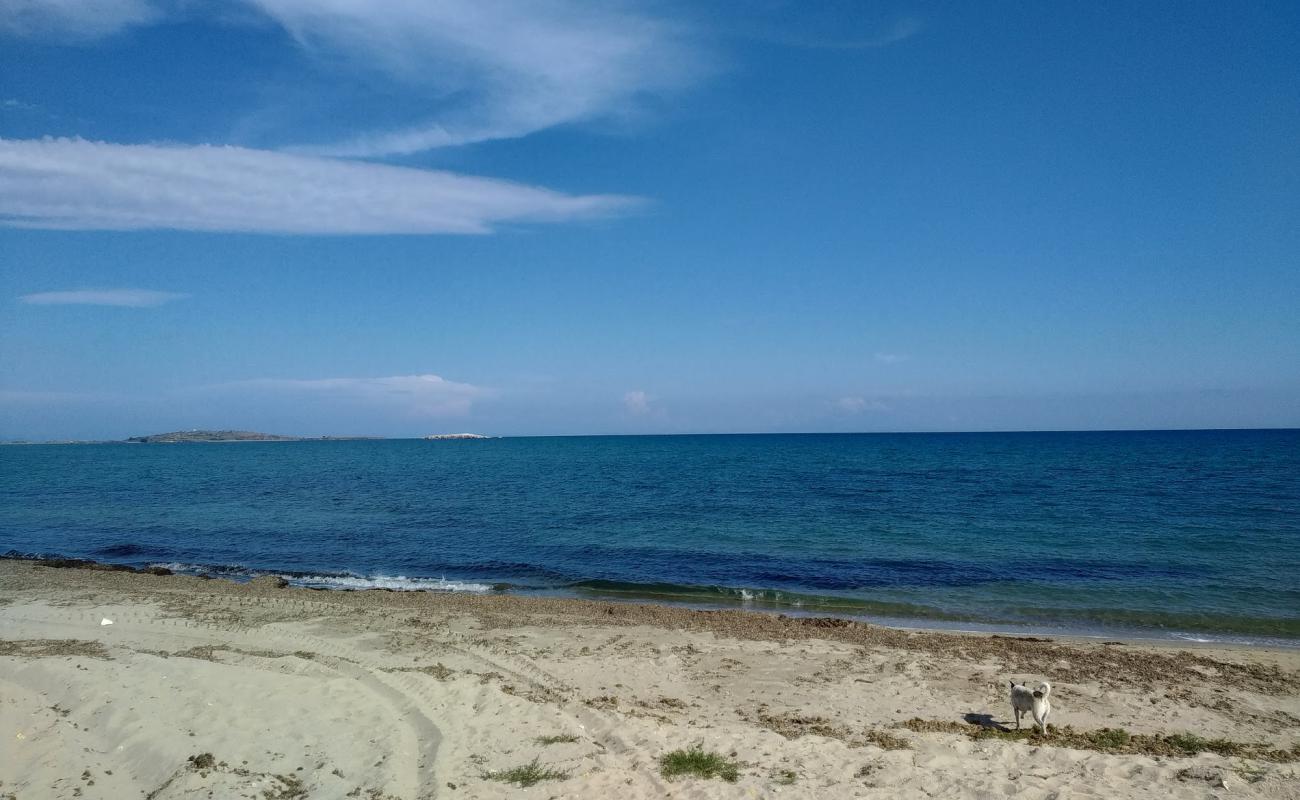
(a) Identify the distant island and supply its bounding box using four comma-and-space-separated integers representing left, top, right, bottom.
423, 433, 491, 440
125, 430, 384, 443
127, 430, 300, 443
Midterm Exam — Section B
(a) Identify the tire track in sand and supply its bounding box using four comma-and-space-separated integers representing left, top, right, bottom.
4, 594, 710, 799
1, 603, 439, 798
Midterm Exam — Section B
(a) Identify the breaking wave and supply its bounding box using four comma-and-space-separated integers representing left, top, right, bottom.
149, 562, 492, 593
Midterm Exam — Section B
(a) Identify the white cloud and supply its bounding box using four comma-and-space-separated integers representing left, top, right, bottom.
2, 1, 706, 156
623, 389, 651, 415
874, 352, 909, 365
218, 374, 491, 417
248, 0, 706, 156
19, 288, 188, 307
0, 0, 157, 39
834, 396, 888, 414
0, 137, 636, 234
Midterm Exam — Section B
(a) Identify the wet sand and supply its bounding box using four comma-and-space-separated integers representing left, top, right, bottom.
1, 559, 1297, 798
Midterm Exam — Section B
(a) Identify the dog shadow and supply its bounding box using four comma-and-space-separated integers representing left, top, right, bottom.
963, 712, 1011, 732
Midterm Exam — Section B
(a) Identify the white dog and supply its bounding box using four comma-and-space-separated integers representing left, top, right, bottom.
1009, 680, 1052, 733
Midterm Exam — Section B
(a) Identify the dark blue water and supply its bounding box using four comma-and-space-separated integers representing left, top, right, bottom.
2, 431, 1298, 644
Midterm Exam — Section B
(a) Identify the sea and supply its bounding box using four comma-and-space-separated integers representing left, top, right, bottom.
2, 430, 1297, 646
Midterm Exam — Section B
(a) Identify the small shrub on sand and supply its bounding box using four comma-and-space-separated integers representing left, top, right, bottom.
534, 734, 580, 746
1164, 732, 1210, 753
1089, 728, 1131, 749
1164, 732, 1248, 757
660, 746, 740, 782
772, 768, 798, 785
482, 757, 569, 787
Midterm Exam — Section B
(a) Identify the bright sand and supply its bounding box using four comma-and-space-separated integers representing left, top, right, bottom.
1, 560, 1297, 799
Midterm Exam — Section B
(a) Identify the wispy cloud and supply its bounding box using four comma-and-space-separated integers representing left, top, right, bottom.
0, 137, 637, 234
874, 352, 909, 365
215, 374, 491, 417
834, 396, 889, 414
0, 0, 158, 40
249, 0, 707, 156
2, 1, 707, 157
19, 288, 188, 307
623, 389, 652, 415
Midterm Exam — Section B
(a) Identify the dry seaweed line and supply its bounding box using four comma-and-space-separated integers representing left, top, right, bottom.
898, 718, 1300, 763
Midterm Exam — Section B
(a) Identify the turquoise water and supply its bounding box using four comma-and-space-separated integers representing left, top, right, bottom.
2, 431, 1297, 644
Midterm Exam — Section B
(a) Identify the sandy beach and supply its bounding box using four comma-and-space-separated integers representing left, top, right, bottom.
1, 559, 1297, 799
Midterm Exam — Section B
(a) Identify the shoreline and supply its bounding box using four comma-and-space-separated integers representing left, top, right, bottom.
3, 557, 1298, 798
2, 556, 1297, 660
6, 553, 1296, 650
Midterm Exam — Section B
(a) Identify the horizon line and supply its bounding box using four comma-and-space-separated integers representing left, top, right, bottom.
4, 426, 1298, 444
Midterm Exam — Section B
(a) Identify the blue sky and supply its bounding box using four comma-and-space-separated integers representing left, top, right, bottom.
2, 0, 1297, 439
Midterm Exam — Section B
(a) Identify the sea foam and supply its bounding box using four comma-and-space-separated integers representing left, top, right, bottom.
286, 574, 492, 592
150, 562, 492, 593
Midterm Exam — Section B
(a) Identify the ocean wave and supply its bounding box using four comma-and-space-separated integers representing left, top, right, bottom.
285, 574, 493, 592
148, 562, 492, 593
150, 562, 258, 577
1170, 633, 1214, 643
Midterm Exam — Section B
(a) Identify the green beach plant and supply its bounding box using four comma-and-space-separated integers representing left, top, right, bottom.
1163, 732, 1248, 756
482, 757, 570, 787
534, 734, 580, 746
1088, 728, 1131, 749
659, 745, 741, 782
